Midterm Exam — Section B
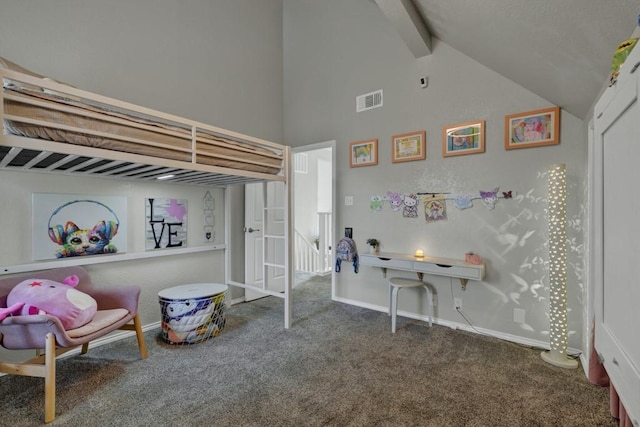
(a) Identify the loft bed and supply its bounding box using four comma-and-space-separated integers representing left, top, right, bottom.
0, 57, 293, 327
0, 57, 287, 186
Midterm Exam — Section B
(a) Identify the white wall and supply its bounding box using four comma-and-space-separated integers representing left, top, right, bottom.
283, 0, 588, 350
0, 0, 284, 351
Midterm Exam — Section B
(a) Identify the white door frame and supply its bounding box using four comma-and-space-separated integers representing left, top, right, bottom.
292, 140, 336, 299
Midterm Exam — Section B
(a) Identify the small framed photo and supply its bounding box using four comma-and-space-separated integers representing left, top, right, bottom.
504, 106, 560, 150
442, 120, 485, 157
349, 139, 378, 167
392, 130, 426, 163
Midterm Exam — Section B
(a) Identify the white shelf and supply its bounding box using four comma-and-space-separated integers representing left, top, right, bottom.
1, 244, 225, 275
359, 251, 485, 289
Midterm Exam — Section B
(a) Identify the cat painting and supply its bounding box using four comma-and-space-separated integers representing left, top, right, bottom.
48, 220, 119, 258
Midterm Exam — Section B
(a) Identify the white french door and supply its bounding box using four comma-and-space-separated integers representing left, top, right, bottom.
244, 182, 286, 302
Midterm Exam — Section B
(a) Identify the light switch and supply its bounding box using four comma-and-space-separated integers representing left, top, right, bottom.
345, 196, 353, 206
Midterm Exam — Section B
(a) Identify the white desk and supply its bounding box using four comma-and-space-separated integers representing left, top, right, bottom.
359, 252, 485, 290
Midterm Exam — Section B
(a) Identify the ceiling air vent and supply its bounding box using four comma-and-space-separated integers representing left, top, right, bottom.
356, 89, 383, 112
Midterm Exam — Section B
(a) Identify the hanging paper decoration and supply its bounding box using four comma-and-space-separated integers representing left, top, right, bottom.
372, 187, 514, 218
402, 193, 419, 218
370, 195, 384, 212
386, 191, 403, 212
479, 188, 500, 209
453, 194, 474, 210
424, 194, 447, 223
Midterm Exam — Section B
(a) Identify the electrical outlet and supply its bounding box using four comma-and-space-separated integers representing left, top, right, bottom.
514, 308, 525, 324
419, 76, 429, 88
454, 297, 462, 310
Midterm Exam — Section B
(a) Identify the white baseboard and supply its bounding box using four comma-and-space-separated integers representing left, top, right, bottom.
331, 295, 582, 358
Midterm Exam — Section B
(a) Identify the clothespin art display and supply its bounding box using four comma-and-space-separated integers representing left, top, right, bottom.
423, 193, 447, 223
370, 195, 384, 212
368, 188, 514, 223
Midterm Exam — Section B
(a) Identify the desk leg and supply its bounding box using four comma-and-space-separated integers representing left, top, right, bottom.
460, 278, 468, 291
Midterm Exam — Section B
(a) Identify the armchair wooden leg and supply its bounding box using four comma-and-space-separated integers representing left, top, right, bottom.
80, 342, 89, 354
44, 332, 56, 423
133, 314, 148, 359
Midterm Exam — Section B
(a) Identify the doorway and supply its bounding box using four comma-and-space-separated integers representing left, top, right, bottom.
292, 141, 335, 294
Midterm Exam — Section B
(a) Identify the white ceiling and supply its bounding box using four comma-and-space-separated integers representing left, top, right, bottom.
377, 0, 640, 119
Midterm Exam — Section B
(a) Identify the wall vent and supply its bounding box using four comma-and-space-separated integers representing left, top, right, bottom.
356, 89, 383, 112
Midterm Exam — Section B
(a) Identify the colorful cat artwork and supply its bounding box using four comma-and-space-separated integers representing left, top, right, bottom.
48, 220, 119, 258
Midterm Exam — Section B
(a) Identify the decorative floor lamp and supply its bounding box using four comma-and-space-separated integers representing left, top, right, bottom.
541, 163, 578, 369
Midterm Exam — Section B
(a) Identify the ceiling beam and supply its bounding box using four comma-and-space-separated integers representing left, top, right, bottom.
374, 0, 432, 58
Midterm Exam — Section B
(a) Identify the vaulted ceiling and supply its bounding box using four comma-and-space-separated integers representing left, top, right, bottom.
375, 0, 639, 119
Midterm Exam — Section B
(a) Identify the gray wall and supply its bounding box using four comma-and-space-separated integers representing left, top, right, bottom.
0, 0, 283, 141
0, 0, 591, 355
0, 170, 226, 321
283, 0, 588, 350
0, 0, 284, 360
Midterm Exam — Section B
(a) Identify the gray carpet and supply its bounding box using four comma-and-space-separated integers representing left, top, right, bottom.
0, 274, 616, 426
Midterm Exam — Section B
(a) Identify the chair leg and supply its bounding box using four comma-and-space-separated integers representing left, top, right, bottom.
44, 332, 56, 424
423, 285, 433, 327
391, 286, 400, 333
133, 314, 148, 359
80, 342, 89, 354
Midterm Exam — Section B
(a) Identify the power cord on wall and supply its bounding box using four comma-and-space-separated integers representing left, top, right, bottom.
448, 279, 583, 359
450, 278, 484, 336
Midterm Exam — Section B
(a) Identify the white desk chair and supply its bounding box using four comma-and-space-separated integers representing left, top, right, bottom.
388, 277, 433, 333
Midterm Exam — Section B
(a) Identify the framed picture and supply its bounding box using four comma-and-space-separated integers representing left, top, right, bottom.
392, 130, 426, 163
32, 194, 127, 261
442, 120, 485, 157
504, 106, 560, 150
145, 198, 187, 250
349, 139, 378, 167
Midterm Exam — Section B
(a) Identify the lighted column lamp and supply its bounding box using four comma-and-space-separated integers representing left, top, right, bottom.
541, 163, 578, 369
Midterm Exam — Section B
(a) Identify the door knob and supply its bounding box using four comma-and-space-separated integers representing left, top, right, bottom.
244, 227, 260, 233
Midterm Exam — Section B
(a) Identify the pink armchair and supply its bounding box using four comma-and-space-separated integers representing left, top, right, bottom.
0, 266, 148, 423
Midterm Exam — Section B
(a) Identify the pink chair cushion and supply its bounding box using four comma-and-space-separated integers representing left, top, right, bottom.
66, 308, 128, 338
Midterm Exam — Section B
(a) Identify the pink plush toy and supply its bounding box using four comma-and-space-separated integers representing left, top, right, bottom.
0, 275, 97, 330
